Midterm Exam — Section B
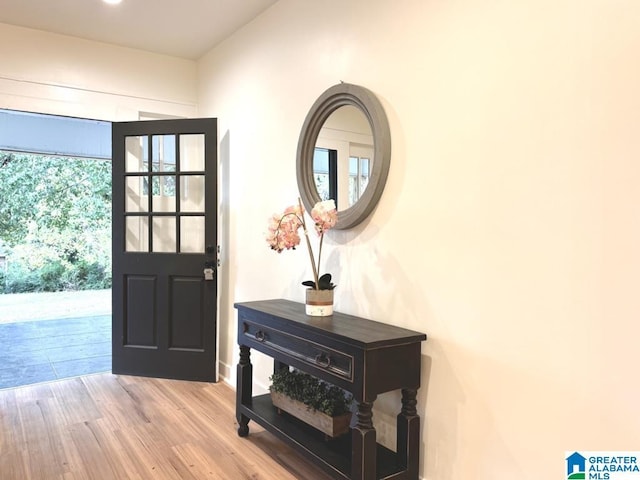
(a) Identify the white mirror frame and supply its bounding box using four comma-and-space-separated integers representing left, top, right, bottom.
296, 83, 391, 230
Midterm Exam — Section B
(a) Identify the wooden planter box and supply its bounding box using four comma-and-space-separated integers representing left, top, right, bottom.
270, 391, 351, 438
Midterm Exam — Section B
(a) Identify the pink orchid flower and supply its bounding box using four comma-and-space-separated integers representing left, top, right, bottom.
267, 198, 337, 290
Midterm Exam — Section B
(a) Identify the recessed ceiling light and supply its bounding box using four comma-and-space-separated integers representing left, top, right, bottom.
103, 0, 122, 5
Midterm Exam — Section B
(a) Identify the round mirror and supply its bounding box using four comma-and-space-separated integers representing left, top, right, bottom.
296, 83, 391, 229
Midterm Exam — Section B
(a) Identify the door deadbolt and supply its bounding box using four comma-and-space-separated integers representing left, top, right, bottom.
204, 261, 215, 281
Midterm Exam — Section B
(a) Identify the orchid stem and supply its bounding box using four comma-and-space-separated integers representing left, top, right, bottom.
317, 233, 324, 283
298, 198, 320, 289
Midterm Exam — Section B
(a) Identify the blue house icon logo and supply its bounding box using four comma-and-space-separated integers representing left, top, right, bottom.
566, 452, 586, 479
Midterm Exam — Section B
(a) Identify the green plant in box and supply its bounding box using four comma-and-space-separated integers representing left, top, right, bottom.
269, 368, 352, 417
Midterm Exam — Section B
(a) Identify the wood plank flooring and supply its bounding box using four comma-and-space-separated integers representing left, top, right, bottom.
0, 373, 335, 479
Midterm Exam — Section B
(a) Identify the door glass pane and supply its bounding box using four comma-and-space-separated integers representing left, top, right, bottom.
152, 176, 176, 212
180, 134, 205, 171
126, 136, 148, 173
180, 216, 205, 253
152, 135, 176, 173
180, 175, 205, 212
152, 217, 176, 252
126, 176, 147, 212
126, 216, 149, 252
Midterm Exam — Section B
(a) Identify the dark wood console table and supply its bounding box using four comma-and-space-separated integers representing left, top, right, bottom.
234, 299, 427, 480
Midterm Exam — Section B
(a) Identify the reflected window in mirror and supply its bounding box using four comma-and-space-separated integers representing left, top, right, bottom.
313, 147, 338, 204
349, 156, 370, 207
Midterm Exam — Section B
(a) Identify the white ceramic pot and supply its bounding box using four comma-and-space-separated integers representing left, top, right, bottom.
305, 288, 334, 316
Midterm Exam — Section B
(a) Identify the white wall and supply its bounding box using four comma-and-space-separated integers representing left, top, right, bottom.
198, 0, 640, 479
0, 22, 197, 120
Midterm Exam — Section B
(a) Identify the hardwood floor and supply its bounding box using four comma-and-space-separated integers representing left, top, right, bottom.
0, 373, 335, 479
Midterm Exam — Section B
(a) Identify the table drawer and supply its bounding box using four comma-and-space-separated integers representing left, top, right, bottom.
241, 320, 353, 382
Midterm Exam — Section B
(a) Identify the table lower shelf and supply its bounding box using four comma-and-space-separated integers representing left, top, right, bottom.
239, 394, 407, 480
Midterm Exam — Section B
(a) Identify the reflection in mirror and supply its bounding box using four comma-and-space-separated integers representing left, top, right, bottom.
312, 106, 374, 211
312, 148, 335, 202
349, 156, 370, 206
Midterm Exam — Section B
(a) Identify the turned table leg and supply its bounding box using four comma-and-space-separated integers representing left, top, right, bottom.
351, 398, 377, 480
397, 388, 420, 479
236, 345, 252, 437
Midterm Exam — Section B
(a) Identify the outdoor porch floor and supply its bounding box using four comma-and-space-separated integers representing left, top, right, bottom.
0, 315, 111, 389
0, 290, 111, 390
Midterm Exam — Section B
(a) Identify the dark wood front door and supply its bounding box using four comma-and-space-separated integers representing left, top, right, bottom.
111, 118, 218, 382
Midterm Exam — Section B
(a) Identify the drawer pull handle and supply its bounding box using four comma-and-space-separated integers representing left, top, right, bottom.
255, 330, 266, 342
315, 353, 331, 368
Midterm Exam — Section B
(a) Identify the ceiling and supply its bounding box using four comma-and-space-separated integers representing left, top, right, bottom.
0, 0, 278, 60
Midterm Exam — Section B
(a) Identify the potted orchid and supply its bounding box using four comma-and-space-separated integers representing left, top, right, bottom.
267, 198, 338, 315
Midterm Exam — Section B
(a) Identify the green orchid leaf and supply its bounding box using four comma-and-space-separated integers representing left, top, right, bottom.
317, 273, 336, 290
